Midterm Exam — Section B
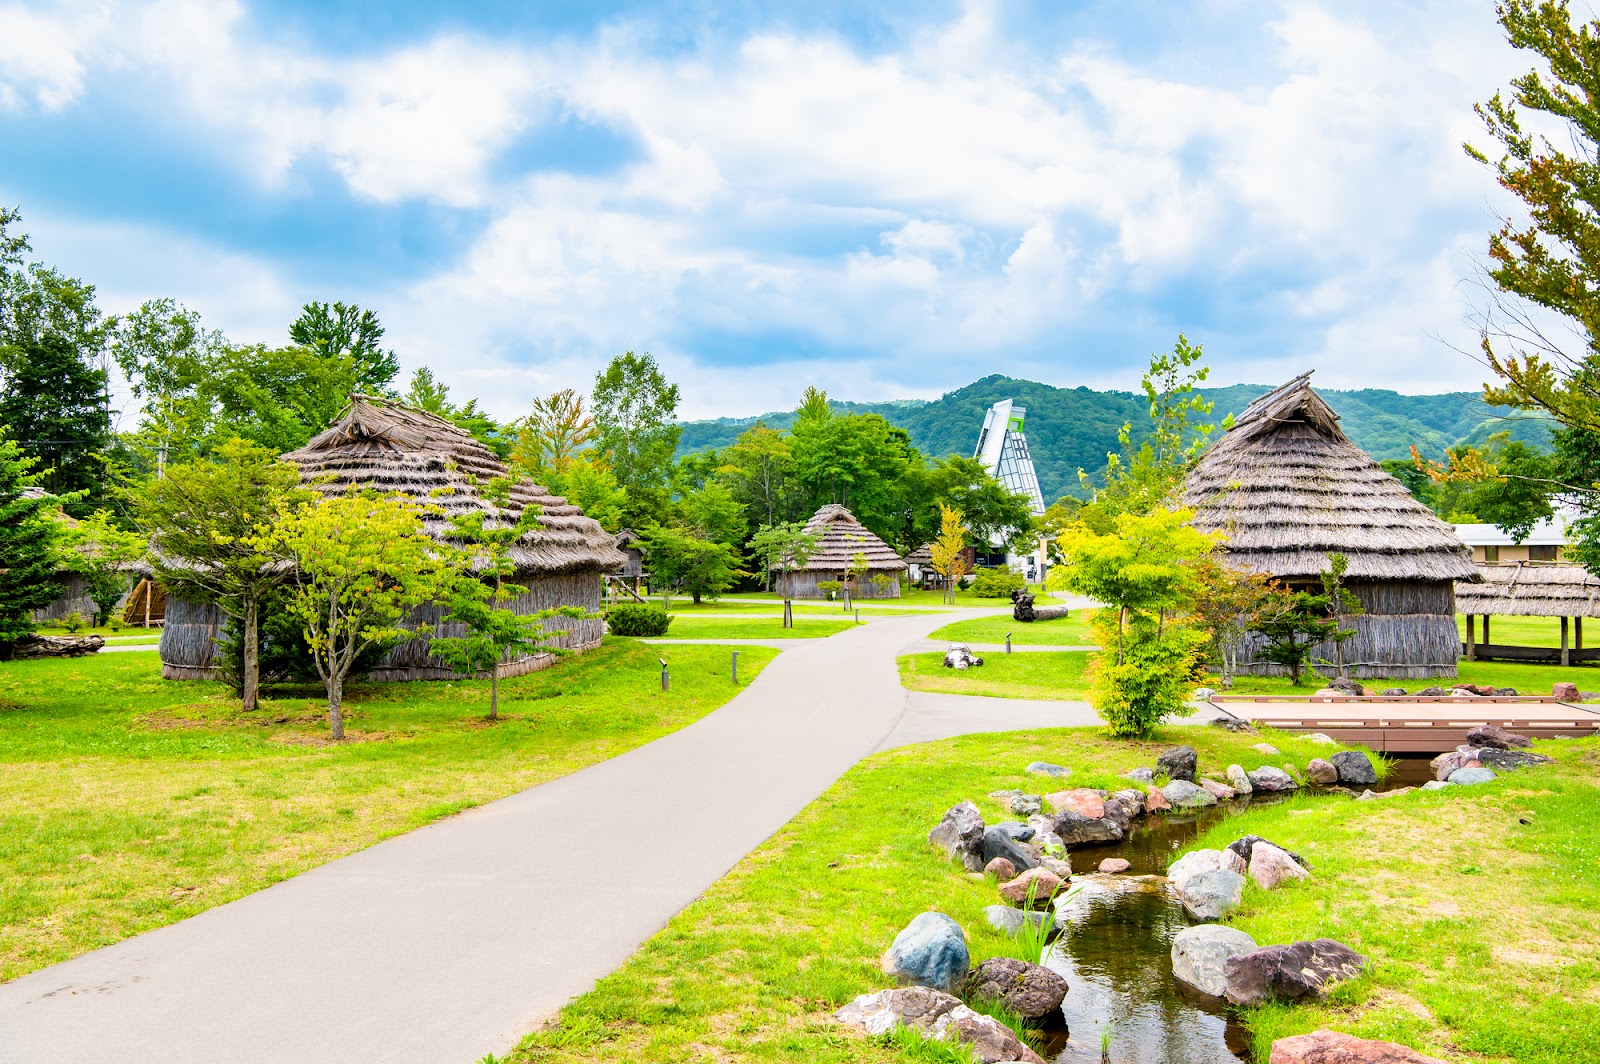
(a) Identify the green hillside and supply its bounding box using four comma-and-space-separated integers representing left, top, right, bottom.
677, 375, 1551, 502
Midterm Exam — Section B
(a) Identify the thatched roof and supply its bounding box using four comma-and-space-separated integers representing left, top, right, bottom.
782, 504, 907, 573
1181, 373, 1477, 583
1456, 562, 1600, 617
614, 528, 643, 549
905, 543, 934, 566
285, 396, 625, 575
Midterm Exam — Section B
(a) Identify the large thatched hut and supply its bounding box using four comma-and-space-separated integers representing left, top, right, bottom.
1181, 373, 1478, 679
774, 504, 906, 599
160, 396, 625, 682
1456, 561, 1600, 666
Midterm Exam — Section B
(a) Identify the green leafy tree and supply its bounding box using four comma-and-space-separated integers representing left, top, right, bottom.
1319, 552, 1365, 679
0, 208, 108, 364
61, 510, 144, 626
0, 333, 110, 510
642, 526, 742, 605
0, 430, 65, 653
263, 492, 456, 739
138, 439, 310, 711
749, 521, 817, 606
592, 351, 681, 524
790, 390, 918, 538
1185, 556, 1275, 688
403, 366, 455, 414
289, 300, 400, 395
722, 424, 797, 527
513, 389, 597, 481
924, 454, 1037, 551
111, 299, 223, 475
678, 480, 746, 546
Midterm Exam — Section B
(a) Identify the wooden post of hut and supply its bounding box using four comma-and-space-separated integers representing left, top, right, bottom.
1577, 617, 1584, 651
1562, 616, 1571, 667
1465, 614, 1476, 660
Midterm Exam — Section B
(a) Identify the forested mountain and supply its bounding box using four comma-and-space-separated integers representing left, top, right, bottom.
678, 375, 1550, 503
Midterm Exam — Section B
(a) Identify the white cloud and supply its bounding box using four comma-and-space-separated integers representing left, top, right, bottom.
0, 3, 99, 111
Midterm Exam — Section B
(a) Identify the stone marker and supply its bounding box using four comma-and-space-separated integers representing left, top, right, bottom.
882, 912, 970, 993
1171, 924, 1258, 997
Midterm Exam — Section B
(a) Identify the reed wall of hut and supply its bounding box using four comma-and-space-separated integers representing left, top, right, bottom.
775, 503, 906, 599
775, 569, 902, 600
33, 574, 98, 623
160, 595, 225, 680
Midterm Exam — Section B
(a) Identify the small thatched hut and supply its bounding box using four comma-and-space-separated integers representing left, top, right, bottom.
775, 504, 906, 599
905, 543, 937, 589
1181, 373, 1479, 679
161, 396, 626, 682
1456, 561, 1600, 666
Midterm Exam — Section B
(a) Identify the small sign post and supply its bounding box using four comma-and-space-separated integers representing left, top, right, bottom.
659, 657, 669, 692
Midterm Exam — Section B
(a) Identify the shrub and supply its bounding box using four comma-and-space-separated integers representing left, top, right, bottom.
1086, 614, 1205, 738
60, 610, 86, 633
971, 566, 1025, 598
607, 604, 672, 637
107, 615, 125, 632
816, 580, 842, 598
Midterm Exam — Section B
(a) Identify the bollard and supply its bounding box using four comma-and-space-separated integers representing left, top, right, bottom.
1006, 633, 1013, 655
855, 609, 860, 624
732, 650, 739, 684
659, 657, 669, 692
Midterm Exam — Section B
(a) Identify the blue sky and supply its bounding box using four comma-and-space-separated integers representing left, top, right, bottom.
0, 0, 1526, 419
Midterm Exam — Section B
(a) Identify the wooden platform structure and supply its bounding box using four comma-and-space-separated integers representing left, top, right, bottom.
1211, 694, 1600, 751
1456, 561, 1600, 666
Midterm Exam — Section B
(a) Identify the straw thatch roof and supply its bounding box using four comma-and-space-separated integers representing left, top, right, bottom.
285, 396, 625, 575
1181, 373, 1478, 583
1456, 562, 1600, 617
905, 543, 934, 566
782, 504, 907, 573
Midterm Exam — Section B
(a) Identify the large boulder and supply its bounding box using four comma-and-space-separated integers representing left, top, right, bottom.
1224, 939, 1367, 1007
1144, 785, 1172, 812
1430, 749, 1480, 781
882, 912, 970, 993
1247, 766, 1298, 792
1046, 788, 1105, 818
1249, 843, 1311, 889
1050, 810, 1125, 847
1448, 766, 1496, 785
982, 904, 1052, 935
1268, 1029, 1449, 1064
1171, 925, 1258, 997
1477, 748, 1554, 771
1101, 794, 1141, 831
993, 821, 1035, 842
1305, 758, 1339, 785
1553, 681, 1581, 701
1329, 751, 1378, 786
965, 956, 1069, 1022
927, 1005, 1048, 1063
1026, 761, 1072, 779
1466, 723, 1533, 750
1025, 815, 1066, 855
999, 867, 1066, 908
929, 801, 986, 870
943, 645, 984, 669
1199, 777, 1237, 801
1157, 745, 1199, 782
834, 987, 1048, 1063
1161, 779, 1218, 809
1226, 835, 1307, 869
1123, 767, 1155, 783
983, 826, 1040, 875
1226, 764, 1253, 794
1179, 868, 1246, 922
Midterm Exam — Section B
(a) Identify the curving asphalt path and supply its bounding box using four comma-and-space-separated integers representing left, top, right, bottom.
0, 606, 1106, 1064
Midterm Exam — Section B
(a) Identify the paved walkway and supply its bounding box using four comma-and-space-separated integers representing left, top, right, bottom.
1, 607, 1058, 1064
902, 638, 1096, 654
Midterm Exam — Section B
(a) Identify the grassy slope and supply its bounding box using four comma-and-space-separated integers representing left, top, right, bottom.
927, 611, 1095, 647
509, 726, 1381, 1064
0, 639, 775, 981
1185, 741, 1600, 1064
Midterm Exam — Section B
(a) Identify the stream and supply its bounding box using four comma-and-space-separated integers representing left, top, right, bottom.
1032, 756, 1431, 1063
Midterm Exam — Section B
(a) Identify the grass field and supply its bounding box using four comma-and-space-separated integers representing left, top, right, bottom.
657, 616, 857, 640
508, 725, 1400, 1064
897, 650, 1095, 700
0, 638, 775, 981
1456, 612, 1594, 650
927, 610, 1095, 647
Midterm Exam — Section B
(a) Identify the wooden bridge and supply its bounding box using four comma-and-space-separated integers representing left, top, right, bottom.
1209, 694, 1600, 752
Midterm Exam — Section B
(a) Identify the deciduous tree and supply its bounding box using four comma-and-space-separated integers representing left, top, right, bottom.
642, 526, 742, 605
62, 510, 145, 626
929, 503, 970, 605
289, 300, 399, 395
592, 351, 681, 523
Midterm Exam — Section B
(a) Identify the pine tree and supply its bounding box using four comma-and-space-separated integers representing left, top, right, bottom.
0, 431, 65, 652
0, 334, 110, 511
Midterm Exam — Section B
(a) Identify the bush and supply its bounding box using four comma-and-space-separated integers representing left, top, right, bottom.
1086, 614, 1205, 738
107, 615, 125, 632
970, 566, 1025, 598
60, 610, 86, 633
816, 580, 842, 599
607, 604, 673, 637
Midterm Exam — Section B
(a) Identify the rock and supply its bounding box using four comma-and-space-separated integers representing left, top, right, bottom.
1167, 848, 1247, 893
1157, 745, 1199, 782
1199, 777, 1237, 800
1477, 748, 1554, 771
1025, 815, 1065, 855
1415, 686, 1445, 697
982, 904, 1052, 935
1039, 855, 1074, 879
1448, 766, 1496, 785
1224, 939, 1367, 1007
1282, 762, 1303, 783
1226, 764, 1253, 794
928, 1004, 1048, 1064
994, 821, 1035, 842
1310, 687, 1346, 700
1007, 793, 1043, 816
1329, 750, 1378, 786
984, 857, 1018, 882
1161, 779, 1218, 809
1111, 788, 1146, 816
1420, 779, 1453, 791
1179, 868, 1246, 921
1209, 715, 1257, 734
1098, 857, 1131, 873
1171, 925, 1259, 997
1026, 761, 1072, 778
1252, 742, 1281, 756
1306, 732, 1339, 745
1122, 766, 1155, 783
1306, 758, 1339, 784
1553, 681, 1580, 701
1247, 766, 1298, 791
999, 867, 1066, 908
1049, 809, 1125, 847
836, 985, 961, 1037
12, 634, 105, 658
1226, 835, 1307, 868
882, 912, 970, 993
983, 826, 1039, 875
1449, 685, 1479, 698
929, 801, 986, 870
1464, 723, 1533, 750
943, 644, 983, 669
965, 956, 1069, 1021
1268, 1029, 1450, 1064
1380, 687, 1407, 697
1430, 748, 1480, 781
1194, 686, 1217, 700
1493, 687, 1518, 697
1144, 785, 1172, 812
1100, 795, 1140, 832
1046, 788, 1105, 818
1328, 677, 1365, 695
1250, 843, 1312, 889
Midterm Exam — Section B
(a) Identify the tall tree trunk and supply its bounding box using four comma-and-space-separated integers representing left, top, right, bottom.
489, 669, 499, 721
242, 591, 260, 712
327, 675, 345, 740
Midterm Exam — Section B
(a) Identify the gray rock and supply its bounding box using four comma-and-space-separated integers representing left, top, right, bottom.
1161, 779, 1218, 808
1430, 748, 1480, 781
983, 825, 1039, 874
1415, 686, 1445, 697
1049, 809, 1125, 847
1380, 687, 1407, 696
1305, 758, 1339, 785
1194, 686, 1217, 700
928, 1005, 1047, 1064
1223, 938, 1366, 1007
882, 912, 970, 993
836, 985, 962, 1037
1111, 788, 1147, 816
943, 645, 983, 669
1448, 766, 1496, 785
1179, 868, 1246, 922
1209, 715, 1257, 734
1008, 793, 1043, 817
1329, 750, 1378, 786
1122, 767, 1155, 783
1101, 794, 1141, 830
1171, 925, 1259, 997
1157, 745, 1198, 782
1420, 779, 1454, 791
1025, 815, 1065, 855
1477, 748, 1554, 771
928, 800, 985, 871
1306, 732, 1339, 746
1225, 834, 1307, 868
965, 956, 1069, 1021
1493, 687, 1519, 697
1039, 855, 1074, 879
1249, 843, 1311, 888
994, 821, 1035, 842
1247, 766, 1298, 792
1252, 742, 1281, 756
982, 904, 1053, 935
1026, 761, 1072, 778
1167, 848, 1247, 892
988, 788, 1023, 802
1226, 764, 1253, 794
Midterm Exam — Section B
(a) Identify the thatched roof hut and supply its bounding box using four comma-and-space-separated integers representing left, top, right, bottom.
1181, 373, 1478, 679
774, 504, 906, 599
161, 396, 626, 682
1456, 561, 1600, 665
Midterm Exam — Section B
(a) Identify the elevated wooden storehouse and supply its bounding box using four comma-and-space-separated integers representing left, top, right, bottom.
161, 397, 626, 682
1181, 373, 1479, 679
607, 528, 646, 603
905, 543, 937, 589
774, 504, 906, 599
1456, 561, 1600, 666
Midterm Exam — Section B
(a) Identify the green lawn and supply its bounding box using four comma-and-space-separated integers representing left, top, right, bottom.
1185, 740, 1600, 1063
1456, 612, 1596, 650
897, 650, 1095, 700
0, 638, 774, 981
659, 616, 857, 640
928, 610, 1095, 647
509, 725, 1395, 1064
